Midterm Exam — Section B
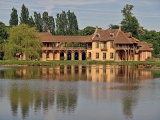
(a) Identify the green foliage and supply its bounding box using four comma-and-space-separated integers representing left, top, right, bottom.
34, 12, 42, 32
108, 24, 119, 29
79, 26, 95, 36
20, 4, 29, 24
48, 16, 55, 35
3, 24, 42, 60
42, 12, 49, 32
121, 4, 140, 37
56, 10, 79, 35
28, 16, 35, 27
0, 25, 8, 43
9, 7, 18, 26
0, 22, 9, 59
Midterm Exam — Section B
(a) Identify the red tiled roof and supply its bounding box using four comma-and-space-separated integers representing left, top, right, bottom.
40, 32, 92, 42
92, 29, 119, 41
138, 42, 153, 51
114, 31, 134, 44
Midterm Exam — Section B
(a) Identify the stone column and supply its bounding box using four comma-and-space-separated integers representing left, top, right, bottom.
49, 52, 53, 60
42, 52, 46, 61
79, 52, 82, 60
64, 51, 67, 60
71, 51, 75, 60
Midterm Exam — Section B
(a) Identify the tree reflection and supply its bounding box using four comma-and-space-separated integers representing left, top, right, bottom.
57, 90, 77, 113
8, 81, 77, 119
10, 85, 19, 116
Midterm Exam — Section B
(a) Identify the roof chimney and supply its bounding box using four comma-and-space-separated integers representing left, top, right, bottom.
47, 29, 51, 33
119, 26, 121, 31
96, 26, 98, 30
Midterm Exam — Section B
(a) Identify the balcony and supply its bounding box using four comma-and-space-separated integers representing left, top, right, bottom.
116, 46, 134, 50
101, 47, 107, 51
42, 46, 87, 51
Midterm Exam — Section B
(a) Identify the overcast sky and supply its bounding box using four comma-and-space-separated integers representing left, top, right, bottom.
0, 0, 160, 31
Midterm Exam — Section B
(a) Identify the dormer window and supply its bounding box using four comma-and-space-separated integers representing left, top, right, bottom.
110, 33, 114, 37
95, 34, 100, 37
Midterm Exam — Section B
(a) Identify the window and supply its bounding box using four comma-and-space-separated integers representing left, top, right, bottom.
110, 52, 114, 59
96, 53, 99, 59
110, 33, 114, 37
103, 53, 106, 60
95, 34, 99, 37
47, 43, 49, 47
96, 42, 99, 48
102, 42, 106, 49
110, 41, 114, 48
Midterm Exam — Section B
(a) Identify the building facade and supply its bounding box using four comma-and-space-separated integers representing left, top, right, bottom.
40, 26, 153, 61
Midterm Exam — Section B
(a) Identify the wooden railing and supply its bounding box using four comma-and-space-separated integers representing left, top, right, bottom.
115, 46, 135, 50
42, 47, 88, 51
101, 47, 107, 51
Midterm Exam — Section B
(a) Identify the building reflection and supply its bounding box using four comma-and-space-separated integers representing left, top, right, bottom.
0, 65, 153, 82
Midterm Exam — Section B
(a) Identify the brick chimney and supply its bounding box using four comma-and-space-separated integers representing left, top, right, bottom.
119, 26, 121, 31
47, 29, 51, 33
96, 26, 98, 30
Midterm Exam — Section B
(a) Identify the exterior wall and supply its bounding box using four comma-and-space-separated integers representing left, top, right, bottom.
47, 52, 53, 60
134, 53, 139, 61
41, 41, 152, 61
42, 52, 46, 61
139, 51, 152, 61
54, 52, 60, 60
90, 41, 115, 61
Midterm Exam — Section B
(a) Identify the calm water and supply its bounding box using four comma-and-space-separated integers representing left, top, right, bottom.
0, 65, 160, 120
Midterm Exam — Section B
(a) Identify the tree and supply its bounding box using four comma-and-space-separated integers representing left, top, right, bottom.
3, 24, 42, 60
9, 7, 18, 26
56, 10, 79, 35
56, 11, 68, 35
28, 16, 35, 27
42, 12, 49, 32
20, 4, 29, 24
79, 26, 95, 36
48, 16, 55, 35
121, 4, 140, 37
0, 22, 8, 59
34, 12, 42, 32
0, 21, 5, 26
67, 11, 79, 35
108, 24, 119, 29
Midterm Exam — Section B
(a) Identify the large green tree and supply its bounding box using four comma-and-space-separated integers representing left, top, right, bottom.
28, 16, 35, 27
79, 26, 95, 36
3, 24, 42, 60
9, 7, 18, 26
48, 16, 55, 35
42, 12, 49, 32
56, 11, 68, 35
56, 10, 79, 35
121, 4, 140, 37
67, 10, 79, 35
0, 22, 8, 59
20, 4, 29, 24
108, 24, 119, 29
34, 12, 42, 32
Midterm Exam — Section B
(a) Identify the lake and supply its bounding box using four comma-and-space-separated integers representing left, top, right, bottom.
0, 65, 160, 120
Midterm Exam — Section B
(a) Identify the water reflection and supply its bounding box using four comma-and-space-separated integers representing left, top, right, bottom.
0, 65, 160, 120
0, 65, 155, 82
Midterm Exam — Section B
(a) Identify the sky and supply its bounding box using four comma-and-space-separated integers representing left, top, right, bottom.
0, 0, 160, 31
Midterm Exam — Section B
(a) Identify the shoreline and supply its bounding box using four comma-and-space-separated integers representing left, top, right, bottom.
0, 60, 160, 69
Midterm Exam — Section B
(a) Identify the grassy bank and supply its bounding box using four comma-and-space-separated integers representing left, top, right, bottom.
0, 60, 160, 68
